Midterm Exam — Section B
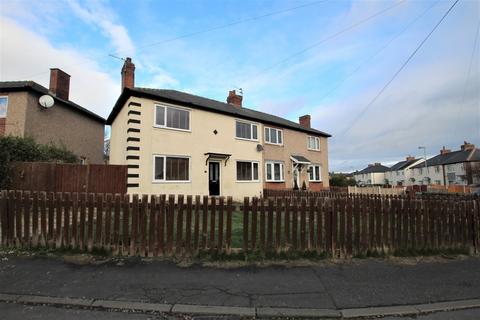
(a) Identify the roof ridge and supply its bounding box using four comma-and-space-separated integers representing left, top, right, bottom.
124, 87, 331, 137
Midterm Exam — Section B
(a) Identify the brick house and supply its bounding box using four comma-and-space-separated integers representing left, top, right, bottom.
0, 69, 105, 163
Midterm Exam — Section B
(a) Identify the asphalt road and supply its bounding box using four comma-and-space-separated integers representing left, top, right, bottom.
1, 255, 480, 310
1, 302, 479, 319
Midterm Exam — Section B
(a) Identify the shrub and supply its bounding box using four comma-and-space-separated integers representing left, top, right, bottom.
0, 136, 78, 188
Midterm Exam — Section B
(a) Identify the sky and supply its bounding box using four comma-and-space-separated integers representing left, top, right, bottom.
0, 0, 479, 172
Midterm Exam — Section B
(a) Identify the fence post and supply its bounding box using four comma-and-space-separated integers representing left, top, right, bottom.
243, 197, 249, 253
276, 197, 282, 253
251, 197, 258, 251
0, 190, 7, 246
226, 197, 233, 254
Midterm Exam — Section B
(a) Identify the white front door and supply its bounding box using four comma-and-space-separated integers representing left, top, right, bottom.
292, 165, 300, 189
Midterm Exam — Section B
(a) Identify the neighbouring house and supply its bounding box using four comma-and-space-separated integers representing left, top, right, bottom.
410, 142, 480, 186
385, 156, 424, 186
0, 69, 105, 163
354, 163, 389, 186
107, 58, 330, 199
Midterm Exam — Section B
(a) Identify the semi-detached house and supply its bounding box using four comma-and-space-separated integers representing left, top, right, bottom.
107, 59, 331, 200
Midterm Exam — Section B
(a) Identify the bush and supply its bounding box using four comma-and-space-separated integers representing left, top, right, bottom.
0, 136, 78, 188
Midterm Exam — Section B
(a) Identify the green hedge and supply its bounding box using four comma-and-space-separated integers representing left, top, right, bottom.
0, 136, 78, 188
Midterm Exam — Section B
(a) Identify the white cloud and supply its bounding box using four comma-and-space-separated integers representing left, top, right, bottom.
0, 17, 119, 118
67, 0, 135, 55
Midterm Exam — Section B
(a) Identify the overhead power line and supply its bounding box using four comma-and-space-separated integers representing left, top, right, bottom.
19, 1, 330, 80
453, 19, 480, 137
338, 0, 460, 138
241, 0, 407, 85
115, 0, 330, 55
314, 0, 439, 106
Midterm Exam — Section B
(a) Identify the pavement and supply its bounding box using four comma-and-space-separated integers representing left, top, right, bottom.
0, 254, 479, 319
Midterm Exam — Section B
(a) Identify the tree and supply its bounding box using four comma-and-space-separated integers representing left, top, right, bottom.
329, 173, 356, 187
0, 136, 78, 188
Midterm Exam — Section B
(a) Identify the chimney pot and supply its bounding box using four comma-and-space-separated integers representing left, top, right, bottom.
227, 90, 242, 107
461, 141, 475, 151
374, 162, 381, 166
121, 57, 135, 90
299, 115, 311, 128
49, 68, 70, 100
440, 146, 451, 155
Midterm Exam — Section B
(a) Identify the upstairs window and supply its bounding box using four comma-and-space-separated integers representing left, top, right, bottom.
236, 161, 259, 181
236, 121, 258, 141
309, 165, 321, 182
307, 136, 320, 151
155, 104, 190, 130
265, 127, 283, 145
0, 97, 7, 118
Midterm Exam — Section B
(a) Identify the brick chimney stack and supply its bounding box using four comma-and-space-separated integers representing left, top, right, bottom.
406, 155, 415, 161
49, 68, 70, 101
374, 162, 381, 166
227, 90, 242, 107
121, 57, 135, 90
299, 115, 311, 128
460, 141, 475, 151
368, 164, 374, 167
440, 146, 451, 155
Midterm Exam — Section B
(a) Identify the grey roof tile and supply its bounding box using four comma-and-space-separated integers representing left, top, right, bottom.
107, 87, 331, 137
0, 81, 105, 123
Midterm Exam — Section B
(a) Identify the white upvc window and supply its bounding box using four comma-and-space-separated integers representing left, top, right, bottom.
309, 165, 322, 182
235, 120, 258, 141
264, 127, 283, 145
307, 136, 320, 151
154, 104, 190, 131
265, 161, 284, 182
153, 155, 190, 182
0, 96, 8, 118
236, 161, 259, 182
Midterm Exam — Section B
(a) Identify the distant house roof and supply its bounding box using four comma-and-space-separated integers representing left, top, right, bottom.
389, 158, 422, 171
411, 148, 479, 169
356, 164, 390, 174
106, 87, 331, 137
0, 81, 105, 123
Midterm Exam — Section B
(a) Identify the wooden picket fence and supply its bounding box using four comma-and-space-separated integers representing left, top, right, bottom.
0, 190, 479, 257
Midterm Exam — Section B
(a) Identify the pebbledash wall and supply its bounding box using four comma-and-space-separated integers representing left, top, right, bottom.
1, 91, 104, 164
109, 96, 264, 200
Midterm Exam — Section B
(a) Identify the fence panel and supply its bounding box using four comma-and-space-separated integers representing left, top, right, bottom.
10, 162, 127, 194
0, 191, 478, 257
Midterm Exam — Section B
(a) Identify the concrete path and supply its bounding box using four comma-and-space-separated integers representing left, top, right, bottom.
0, 255, 480, 318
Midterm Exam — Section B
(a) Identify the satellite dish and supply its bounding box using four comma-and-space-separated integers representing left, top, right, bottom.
39, 95, 54, 109
256, 144, 264, 152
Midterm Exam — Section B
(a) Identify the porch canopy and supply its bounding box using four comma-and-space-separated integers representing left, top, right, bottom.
204, 152, 232, 166
290, 155, 311, 165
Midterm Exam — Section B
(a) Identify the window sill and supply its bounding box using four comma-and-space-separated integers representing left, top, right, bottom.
265, 142, 283, 146
309, 180, 323, 183
307, 148, 321, 152
236, 180, 261, 183
153, 125, 191, 133
235, 137, 259, 142
265, 180, 285, 183
152, 180, 191, 184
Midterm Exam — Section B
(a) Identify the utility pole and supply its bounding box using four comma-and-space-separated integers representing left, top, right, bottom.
418, 146, 428, 185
